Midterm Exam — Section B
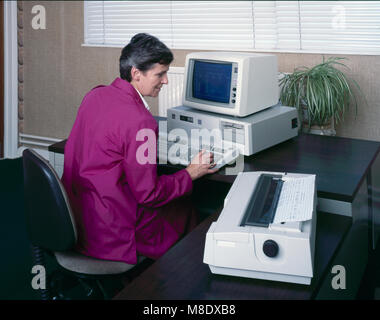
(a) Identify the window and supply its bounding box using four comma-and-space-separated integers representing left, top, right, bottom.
84, 1, 380, 55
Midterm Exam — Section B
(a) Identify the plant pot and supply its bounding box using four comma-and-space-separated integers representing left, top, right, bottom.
302, 118, 336, 136
301, 106, 336, 136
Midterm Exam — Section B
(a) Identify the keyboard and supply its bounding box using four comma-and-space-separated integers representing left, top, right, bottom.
167, 144, 240, 169
158, 133, 240, 169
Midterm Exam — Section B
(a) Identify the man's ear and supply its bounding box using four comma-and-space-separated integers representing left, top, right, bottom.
131, 66, 141, 82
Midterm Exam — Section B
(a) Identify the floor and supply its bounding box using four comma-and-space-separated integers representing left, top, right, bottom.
357, 235, 380, 300
375, 289, 380, 300
0, 157, 40, 300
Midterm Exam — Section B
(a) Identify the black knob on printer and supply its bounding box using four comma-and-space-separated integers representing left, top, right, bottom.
263, 240, 279, 258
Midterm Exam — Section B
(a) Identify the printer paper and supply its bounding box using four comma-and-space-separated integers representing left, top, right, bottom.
273, 175, 315, 223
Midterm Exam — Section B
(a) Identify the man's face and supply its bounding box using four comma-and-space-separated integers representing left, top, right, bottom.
133, 63, 169, 97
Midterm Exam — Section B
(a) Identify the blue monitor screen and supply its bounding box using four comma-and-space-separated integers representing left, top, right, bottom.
192, 60, 232, 104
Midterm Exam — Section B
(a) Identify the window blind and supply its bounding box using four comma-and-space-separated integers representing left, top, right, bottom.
84, 1, 172, 47
171, 1, 254, 49
253, 1, 301, 50
84, 1, 104, 45
84, 0, 380, 55
299, 1, 380, 54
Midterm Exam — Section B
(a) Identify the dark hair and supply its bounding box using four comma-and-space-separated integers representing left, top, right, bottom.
119, 33, 173, 82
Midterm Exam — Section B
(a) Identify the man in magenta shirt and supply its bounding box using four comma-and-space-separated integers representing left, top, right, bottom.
62, 34, 217, 265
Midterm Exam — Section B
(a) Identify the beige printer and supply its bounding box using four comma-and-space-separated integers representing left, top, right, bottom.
203, 171, 317, 285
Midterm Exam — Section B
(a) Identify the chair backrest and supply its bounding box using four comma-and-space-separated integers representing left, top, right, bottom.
22, 149, 77, 252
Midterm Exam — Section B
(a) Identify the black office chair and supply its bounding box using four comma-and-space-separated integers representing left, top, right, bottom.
22, 149, 144, 300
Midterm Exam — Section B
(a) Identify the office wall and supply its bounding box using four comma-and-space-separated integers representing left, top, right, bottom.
22, 1, 380, 141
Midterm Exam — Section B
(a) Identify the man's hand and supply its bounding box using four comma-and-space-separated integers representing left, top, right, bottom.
185, 150, 219, 181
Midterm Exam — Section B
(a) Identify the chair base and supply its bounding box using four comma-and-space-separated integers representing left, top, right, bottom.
32, 247, 153, 300
49, 269, 124, 300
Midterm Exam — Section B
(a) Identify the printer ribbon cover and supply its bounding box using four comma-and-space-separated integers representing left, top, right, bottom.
240, 174, 283, 228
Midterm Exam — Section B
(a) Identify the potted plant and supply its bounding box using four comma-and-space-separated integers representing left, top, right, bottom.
279, 57, 362, 135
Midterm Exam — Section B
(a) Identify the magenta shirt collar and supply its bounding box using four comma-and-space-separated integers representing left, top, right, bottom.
111, 78, 141, 100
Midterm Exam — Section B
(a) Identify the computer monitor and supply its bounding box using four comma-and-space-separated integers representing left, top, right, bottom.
182, 52, 279, 117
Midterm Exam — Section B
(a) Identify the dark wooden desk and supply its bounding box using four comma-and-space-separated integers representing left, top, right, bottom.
49, 132, 380, 244
157, 134, 380, 203
114, 211, 352, 300
48, 133, 380, 204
